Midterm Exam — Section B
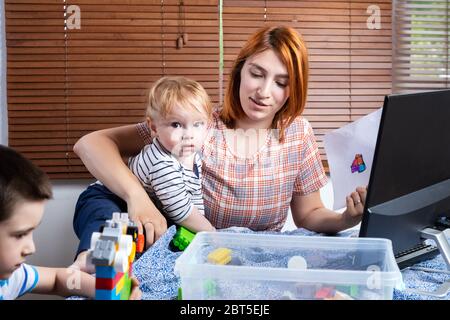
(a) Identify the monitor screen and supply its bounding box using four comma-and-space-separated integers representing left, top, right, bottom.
359, 89, 450, 268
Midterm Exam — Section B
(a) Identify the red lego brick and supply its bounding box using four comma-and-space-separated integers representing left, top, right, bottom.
95, 272, 124, 290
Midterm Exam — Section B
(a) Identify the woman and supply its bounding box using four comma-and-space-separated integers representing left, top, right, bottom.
72, 25, 366, 270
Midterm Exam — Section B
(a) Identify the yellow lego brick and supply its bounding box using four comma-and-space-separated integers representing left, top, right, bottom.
207, 247, 232, 265
129, 242, 136, 263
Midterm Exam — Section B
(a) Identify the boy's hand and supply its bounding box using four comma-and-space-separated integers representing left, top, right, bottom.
342, 186, 367, 228
129, 277, 142, 300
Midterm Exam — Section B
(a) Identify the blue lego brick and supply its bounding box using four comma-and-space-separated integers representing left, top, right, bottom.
95, 265, 117, 279
95, 288, 121, 300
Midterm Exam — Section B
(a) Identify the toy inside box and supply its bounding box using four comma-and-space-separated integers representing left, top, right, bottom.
174, 232, 403, 300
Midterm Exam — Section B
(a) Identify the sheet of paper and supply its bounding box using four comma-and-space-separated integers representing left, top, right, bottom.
323, 108, 382, 210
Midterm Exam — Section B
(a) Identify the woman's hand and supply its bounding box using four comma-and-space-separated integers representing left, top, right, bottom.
126, 189, 167, 249
342, 186, 367, 228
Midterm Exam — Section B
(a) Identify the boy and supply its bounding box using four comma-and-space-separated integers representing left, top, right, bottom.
0, 145, 141, 300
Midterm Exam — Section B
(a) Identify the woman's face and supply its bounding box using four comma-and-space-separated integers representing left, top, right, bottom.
239, 49, 290, 128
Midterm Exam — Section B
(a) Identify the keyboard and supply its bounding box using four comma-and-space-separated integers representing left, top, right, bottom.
395, 244, 440, 269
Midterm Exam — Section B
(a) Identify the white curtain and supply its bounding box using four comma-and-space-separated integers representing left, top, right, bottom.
0, 0, 7, 145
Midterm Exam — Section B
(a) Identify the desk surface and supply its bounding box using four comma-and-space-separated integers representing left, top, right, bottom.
132, 226, 450, 300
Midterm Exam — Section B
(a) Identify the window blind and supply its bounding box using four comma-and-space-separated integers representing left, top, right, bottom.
6, 0, 219, 178
393, 0, 450, 93
6, 0, 392, 178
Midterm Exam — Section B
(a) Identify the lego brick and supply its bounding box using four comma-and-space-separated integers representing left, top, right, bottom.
112, 212, 121, 222
136, 234, 145, 253
115, 274, 125, 294
129, 242, 136, 263
118, 234, 133, 256
127, 263, 133, 280
91, 239, 115, 265
315, 287, 336, 299
207, 248, 232, 265
96, 288, 120, 300
95, 272, 124, 290
172, 226, 196, 251
113, 250, 129, 273
95, 266, 117, 279
127, 225, 138, 242
120, 278, 132, 300
100, 226, 122, 242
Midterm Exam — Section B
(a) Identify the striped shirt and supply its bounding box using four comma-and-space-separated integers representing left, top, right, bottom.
128, 137, 204, 223
0, 264, 39, 300
136, 111, 327, 231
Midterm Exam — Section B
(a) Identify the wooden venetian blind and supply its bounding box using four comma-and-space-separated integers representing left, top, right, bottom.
6, 0, 219, 178
223, 0, 392, 162
7, 0, 391, 178
6, 1, 67, 177
393, 0, 450, 93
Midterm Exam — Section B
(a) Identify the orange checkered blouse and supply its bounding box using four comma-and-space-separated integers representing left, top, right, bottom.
136, 111, 328, 231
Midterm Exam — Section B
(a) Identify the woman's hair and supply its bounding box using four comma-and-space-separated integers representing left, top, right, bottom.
221, 25, 309, 142
0, 145, 52, 222
146, 76, 212, 121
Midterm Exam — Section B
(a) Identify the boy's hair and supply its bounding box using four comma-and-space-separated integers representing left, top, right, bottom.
0, 145, 53, 222
146, 76, 212, 121
220, 25, 309, 142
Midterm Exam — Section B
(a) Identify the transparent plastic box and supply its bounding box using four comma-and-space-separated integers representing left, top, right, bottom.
174, 232, 403, 300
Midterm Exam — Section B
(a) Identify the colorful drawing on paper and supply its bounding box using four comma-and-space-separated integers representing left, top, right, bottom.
351, 154, 366, 173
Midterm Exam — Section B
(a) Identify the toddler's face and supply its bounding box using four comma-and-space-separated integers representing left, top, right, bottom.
150, 105, 209, 160
0, 200, 44, 279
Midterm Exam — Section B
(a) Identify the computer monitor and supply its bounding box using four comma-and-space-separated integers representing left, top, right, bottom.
359, 89, 450, 269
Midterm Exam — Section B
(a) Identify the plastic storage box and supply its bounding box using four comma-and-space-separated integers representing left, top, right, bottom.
174, 232, 403, 300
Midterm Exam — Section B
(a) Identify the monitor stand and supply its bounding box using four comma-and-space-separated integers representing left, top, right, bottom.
421, 228, 450, 270
402, 228, 450, 298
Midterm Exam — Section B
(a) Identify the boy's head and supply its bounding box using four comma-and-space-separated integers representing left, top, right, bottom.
146, 76, 213, 158
0, 145, 52, 279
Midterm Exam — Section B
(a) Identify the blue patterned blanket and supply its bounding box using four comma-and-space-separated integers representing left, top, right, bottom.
132, 225, 450, 300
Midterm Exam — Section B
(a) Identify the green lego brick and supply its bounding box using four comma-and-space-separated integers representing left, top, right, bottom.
204, 279, 217, 298
119, 274, 132, 300
336, 284, 359, 298
172, 226, 196, 251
